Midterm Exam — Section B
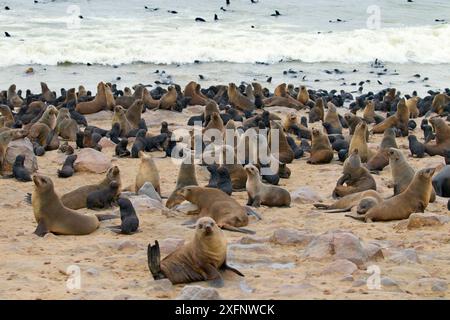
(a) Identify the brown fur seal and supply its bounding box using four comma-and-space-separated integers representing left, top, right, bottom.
204, 100, 220, 120
228, 83, 255, 112
309, 98, 325, 123
125, 99, 144, 129
147, 217, 243, 286
36, 105, 58, 130
0, 129, 27, 173
158, 86, 177, 110
268, 120, 294, 164
204, 112, 224, 133
363, 100, 384, 124
388, 148, 435, 202
345, 112, 368, 139
333, 149, 376, 198
263, 96, 304, 110
424, 117, 450, 156
143, 86, 160, 109
244, 164, 291, 207
166, 156, 198, 209
297, 85, 310, 105
314, 189, 382, 213
32, 175, 100, 236
61, 166, 121, 210
75, 82, 113, 114
273, 83, 301, 106
175, 186, 254, 234
406, 96, 420, 118
366, 128, 397, 171
324, 102, 342, 134
307, 128, 334, 164
55, 108, 78, 141
349, 122, 373, 162
28, 123, 51, 146
347, 168, 436, 222
371, 98, 409, 135
77, 85, 87, 98
0, 104, 14, 127
184, 81, 208, 106
40, 82, 55, 102
283, 112, 311, 138
115, 85, 144, 109
431, 93, 450, 115
135, 151, 161, 194
112, 105, 132, 137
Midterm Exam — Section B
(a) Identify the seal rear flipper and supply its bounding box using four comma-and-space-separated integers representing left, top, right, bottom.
244, 206, 262, 220
221, 263, 244, 277
313, 203, 329, 209
345, 214, 367, 222
34, 221, 49, 237
147, 241, 165, 280
24, 192, 32, 205
95, 213, 120, 221
220, 224, 256, 234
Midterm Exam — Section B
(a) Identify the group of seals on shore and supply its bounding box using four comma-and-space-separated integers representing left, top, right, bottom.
1, 79, 450, 287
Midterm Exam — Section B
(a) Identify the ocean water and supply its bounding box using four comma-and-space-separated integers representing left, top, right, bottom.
0, 0, 449, 94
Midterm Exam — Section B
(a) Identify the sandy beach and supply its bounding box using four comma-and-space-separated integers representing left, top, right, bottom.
1, 102, 449, 300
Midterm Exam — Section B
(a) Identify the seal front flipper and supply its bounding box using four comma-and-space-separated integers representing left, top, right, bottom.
24, 192, 32, 205
313, 203, 329, 209
34, 220, 49, 237
147, 241, 166, 280
324, 207, 353, 213
203, 264, 224, 288
219, 224, 256, 234
245, 206, 262, 220
221, 262, 244, 277
95, 213, 120, 221
345, 214, 366, 222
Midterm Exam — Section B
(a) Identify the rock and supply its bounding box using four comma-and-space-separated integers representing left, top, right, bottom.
138, 182, 162, 202
128, 195, 165, 212
176, 285, 222, 300
116, 240, 139, 251
74, 148, 111, 173
278, 283, 321, 296
352, 279, 367, 287
407, 278, 448, 294
291, 187, 323, 204
148, 278, 173, 292
5, 138, 38, 173
381, 277, 398, 287
407, 213, 450, 229
86, 268, 99, 276
383, 248, 420, 264
239, 236, 270, 244
302, 233, 334, 260
158, 238, 185, 255
321, 259, 358, 276
332, 232, 368, 266
85, 110, 111, 122
98, 137, 116, 149
363, 243, 384, 261
270, 228, 314, 246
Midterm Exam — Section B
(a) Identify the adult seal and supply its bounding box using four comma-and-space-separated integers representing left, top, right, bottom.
147, 217, 244, 286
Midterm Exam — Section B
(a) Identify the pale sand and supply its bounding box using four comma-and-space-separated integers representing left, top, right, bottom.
0, 105, 449, 300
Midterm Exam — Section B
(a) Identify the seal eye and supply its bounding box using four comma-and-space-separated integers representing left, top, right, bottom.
198, 224, 203, 229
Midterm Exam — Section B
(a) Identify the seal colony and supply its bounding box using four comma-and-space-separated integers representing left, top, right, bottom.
0, 79, 450, 294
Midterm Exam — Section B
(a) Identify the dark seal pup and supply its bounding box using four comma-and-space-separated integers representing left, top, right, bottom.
108, 198, 139, 234
12, 154, 32, 182
57, 154, 77, 178
86, 181, 119, 210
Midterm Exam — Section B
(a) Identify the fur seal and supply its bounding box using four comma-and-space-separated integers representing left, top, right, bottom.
431, 93, 450, 115
31, 175, 100, 236
158, 86, 177, 110
55, 108, 78, 141
175, 186, 254, 234
366, 127, 397, 171
135, 151, 160, 194
333, 149, 376, 198
388, 148, 435, 202
228, 83, 255, 112
408, 135, 425, 158
115, 138, 131, 157
125, 99, 144, 128
363, 100, 384, 124
269, 120, 294, 164
75, 82, 112, 114
166, 155, 198, 209
283, 112, 311, 139
0, 104, 14, 127
307, 128, 334, 164
108, 197, 139, 234
57, 154, 77, 178
184, 81, 208, 106
244, 164, 290, 207
349, 122, 373, 162
324, 102, 343, 134
432, 165, 450, 197
314, 189, 382, 213
12, 154, 32, 182
297, 85, 310, 105
406, 96, 420, 118
347, 168, 436, 222
147, 217, 244, 286
112, 105, 132, 137
61, 166, 121, 210
309, 98, 324, 123
371, 98, 409, 136
424, 117, 450, 156
206, 165, 233, 196
86, 181, 119, 210
0, 128, 27, 173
